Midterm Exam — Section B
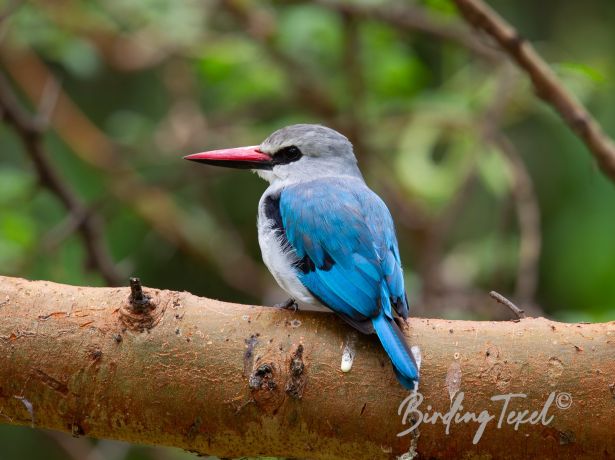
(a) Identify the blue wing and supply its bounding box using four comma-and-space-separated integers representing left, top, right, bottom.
278, 177, 418, 389
279, 177, 407, 324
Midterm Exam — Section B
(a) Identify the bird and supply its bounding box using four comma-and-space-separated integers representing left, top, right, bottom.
184, 124, 418, 389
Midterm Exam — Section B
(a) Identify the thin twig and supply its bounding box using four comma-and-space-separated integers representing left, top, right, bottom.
314, 0, 500, 62
0, 0, 22, 23
339, 10, 367, 159
35, 75, 61, 128
453, 0, 615, 184
0, 72, 122, 286
489, 290, 526, 320
419, 169, 479, 302
480, 66, 541, 303
220, 0, 339, 121
220, 1, 372, 158
41, 203, 97, 251
493, 134, 541, 302
0, 48, 267, 297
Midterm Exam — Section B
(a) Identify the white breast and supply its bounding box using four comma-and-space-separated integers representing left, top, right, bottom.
257, 190, 316, 305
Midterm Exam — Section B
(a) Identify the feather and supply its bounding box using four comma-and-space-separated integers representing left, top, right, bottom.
276, 176, 417, 388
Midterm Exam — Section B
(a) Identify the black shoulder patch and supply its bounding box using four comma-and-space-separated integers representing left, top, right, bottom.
264, 194, 284, 235
264, 192, 336, 274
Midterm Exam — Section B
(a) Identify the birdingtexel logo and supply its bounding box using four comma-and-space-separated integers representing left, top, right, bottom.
397, 391, 573, 444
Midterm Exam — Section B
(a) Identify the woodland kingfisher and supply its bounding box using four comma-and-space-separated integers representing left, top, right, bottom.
184, 124, 419, 389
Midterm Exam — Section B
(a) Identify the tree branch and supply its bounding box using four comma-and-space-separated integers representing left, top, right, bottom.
453, 0, 615, 184
480, 65, 542, 304
1, 275, 613, 459
0, 72, 122, 286
221, 0, 339, 121
0, 0, 22, 24
314, 0, 500, 62
492, 133, 542, 302
0, 49, 267, 297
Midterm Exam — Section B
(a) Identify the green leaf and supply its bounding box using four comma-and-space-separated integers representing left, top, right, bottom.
395, 114, 479, 211
477, 147, 512, 198
557, 61, 606, 84
0, 212, 36, 247
0, 169, 35, 206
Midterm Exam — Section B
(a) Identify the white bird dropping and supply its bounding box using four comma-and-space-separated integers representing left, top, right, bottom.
411, 345, 422, 392
341, 344, 355, 372
411, 345, 422, 371
341, 332, 357, 372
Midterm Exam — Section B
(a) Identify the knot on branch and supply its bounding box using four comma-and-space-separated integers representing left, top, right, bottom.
119, 277, 166, 332
129, 277, 152, 312
248, 361, 284, 414
285, 344, 306, 399
249, 363, 276, 391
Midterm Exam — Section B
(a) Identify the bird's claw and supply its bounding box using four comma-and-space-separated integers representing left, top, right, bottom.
274, 297, 299, 312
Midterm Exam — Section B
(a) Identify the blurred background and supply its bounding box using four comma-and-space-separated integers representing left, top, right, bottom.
1, 0, 614, 458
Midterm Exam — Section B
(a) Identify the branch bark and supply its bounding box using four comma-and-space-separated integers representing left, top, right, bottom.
1, 276, 614, 459
453, 0, 615, 184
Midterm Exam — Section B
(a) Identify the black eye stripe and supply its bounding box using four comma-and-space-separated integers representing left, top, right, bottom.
271, 145, 303, 166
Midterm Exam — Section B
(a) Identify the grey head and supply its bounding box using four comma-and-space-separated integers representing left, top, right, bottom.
184, 124, 362, 185
256, 124, 361, 184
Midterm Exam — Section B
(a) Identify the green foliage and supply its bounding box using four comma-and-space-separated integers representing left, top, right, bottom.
197, 38, 286, 111
1, 0, 613, 334
1, 0, 615, 457
1, 0, 613, 322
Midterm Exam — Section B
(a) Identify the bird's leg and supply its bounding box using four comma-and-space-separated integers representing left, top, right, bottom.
273, 297, 299, 312
394, 316, 407, 329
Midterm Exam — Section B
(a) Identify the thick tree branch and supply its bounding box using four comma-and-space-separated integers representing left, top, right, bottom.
453, 0, 615, 184
1, 275, 613, 459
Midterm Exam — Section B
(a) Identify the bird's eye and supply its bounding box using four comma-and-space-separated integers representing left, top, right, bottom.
272, 146, 302, 166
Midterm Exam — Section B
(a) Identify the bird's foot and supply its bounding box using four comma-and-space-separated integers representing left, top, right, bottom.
274, 297, 299, 312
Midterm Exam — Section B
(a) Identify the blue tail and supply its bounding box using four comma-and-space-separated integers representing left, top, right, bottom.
372, 312, 419, 390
